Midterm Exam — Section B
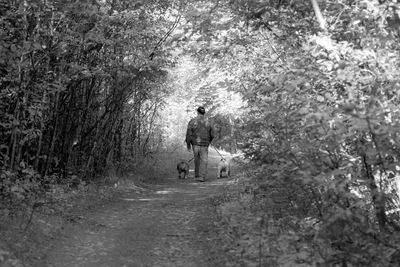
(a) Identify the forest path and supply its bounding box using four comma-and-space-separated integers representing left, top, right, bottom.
46, 165, 233, 267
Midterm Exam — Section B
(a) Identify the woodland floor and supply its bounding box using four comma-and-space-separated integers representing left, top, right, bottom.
43, 159, 233, 267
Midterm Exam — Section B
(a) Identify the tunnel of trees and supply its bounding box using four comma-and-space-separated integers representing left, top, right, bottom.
1, 0, 400, 265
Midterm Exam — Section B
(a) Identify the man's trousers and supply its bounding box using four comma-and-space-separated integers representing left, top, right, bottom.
192, 145, 209, 179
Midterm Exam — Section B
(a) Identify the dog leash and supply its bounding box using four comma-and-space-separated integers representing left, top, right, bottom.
187, 157, 194, 163
211, 145, 226, 160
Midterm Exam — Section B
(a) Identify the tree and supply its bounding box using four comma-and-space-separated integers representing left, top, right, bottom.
0, 0, 175, 179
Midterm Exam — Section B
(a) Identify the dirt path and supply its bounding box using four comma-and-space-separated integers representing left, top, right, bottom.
45, 176, 232, 267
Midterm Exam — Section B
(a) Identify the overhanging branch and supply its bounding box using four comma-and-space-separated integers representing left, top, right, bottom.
149, 3, 183, 60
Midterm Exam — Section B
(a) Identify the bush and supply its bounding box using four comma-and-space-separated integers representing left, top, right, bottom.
217, 173, 400, 266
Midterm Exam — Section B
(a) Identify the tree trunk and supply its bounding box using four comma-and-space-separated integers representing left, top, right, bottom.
43, 91, 60, 176
34, 91, 46, 171
362, 154, 386, 231
142, 104, 158, 155
229, 114, 237, 154
310, 0, 327, 30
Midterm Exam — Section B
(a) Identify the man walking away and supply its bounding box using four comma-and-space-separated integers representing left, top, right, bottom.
185, 106, 214, 182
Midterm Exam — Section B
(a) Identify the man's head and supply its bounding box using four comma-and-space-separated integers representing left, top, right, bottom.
197, 106, 205, 115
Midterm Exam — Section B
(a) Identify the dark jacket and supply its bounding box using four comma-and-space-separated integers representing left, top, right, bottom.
185, 115, 214, 146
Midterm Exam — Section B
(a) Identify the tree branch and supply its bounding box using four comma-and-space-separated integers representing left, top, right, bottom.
149, 3, 183, 60
310, 0, 327, 30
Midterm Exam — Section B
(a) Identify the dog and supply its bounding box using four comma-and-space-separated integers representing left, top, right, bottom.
177, 160, 190, 179
217, 158, 230, 178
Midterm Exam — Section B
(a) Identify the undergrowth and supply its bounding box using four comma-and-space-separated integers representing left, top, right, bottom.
0, 169, 124, 267
215, 165, 400, 267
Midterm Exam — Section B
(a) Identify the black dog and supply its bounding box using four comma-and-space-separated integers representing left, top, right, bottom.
177, 160, 190, 179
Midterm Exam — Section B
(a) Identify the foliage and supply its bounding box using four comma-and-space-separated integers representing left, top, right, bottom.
0, 168, 120, 266
234, 0, 400, 227
177, 0, 400, 265
0, 1, 176, 261
217, 173, 400, 266
0, 0, 174, 180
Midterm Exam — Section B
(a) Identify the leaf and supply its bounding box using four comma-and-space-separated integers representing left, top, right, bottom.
316, 95, 325, 102
33, 42, 42, 50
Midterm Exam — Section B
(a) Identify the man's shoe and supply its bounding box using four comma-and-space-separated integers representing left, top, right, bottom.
195, 177, 205, 182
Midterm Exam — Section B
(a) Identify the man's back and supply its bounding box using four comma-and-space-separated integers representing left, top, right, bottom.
186, 115, 214, 146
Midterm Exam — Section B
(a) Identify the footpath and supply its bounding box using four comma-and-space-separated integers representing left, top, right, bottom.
45, 176, 233, 267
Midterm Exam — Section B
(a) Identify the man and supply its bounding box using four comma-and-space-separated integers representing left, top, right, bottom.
185, 106, 214, 182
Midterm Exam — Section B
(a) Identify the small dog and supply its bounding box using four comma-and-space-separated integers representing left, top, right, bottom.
177, 160, 190, 179
217, 158, 230, 178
